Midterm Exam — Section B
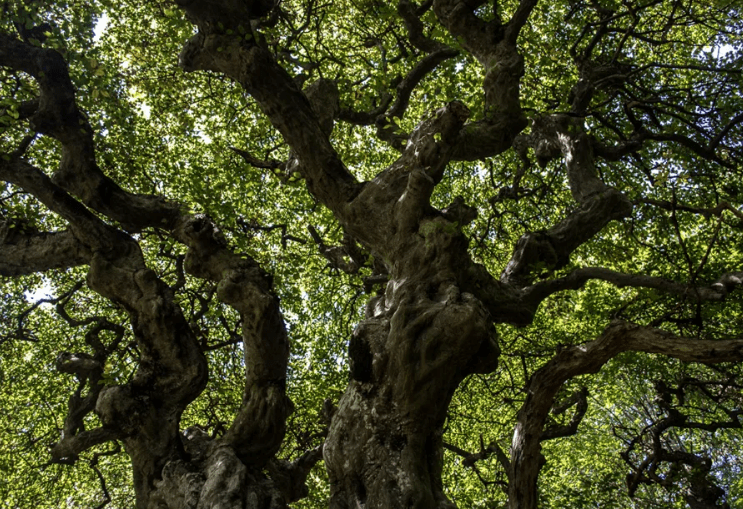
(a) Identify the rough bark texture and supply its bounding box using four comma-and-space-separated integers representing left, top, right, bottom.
324, 234, 500, 509
174, 5, 517, 503
3, 0, 742, 507
0, 28, 305, 509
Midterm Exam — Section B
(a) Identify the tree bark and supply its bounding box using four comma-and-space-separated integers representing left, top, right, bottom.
324, 262, 499, 508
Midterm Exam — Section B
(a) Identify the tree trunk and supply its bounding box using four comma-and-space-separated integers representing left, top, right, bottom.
324, 267, 500, 508
146, 428, 297, 509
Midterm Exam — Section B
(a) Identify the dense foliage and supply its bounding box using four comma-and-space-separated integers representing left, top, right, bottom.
1, 0, 742, 508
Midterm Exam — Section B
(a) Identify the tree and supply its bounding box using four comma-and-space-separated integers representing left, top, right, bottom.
1, 0, 742, 507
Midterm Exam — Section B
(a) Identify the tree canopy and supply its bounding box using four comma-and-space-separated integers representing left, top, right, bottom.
1, 0, 743, 508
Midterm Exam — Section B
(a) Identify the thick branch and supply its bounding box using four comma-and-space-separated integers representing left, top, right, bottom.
339, 100, 473, 249
448, 116, 527, 161
505, 0, 539, 45
0, 159, 203, 386
175, 0, 276, 31
502, 188, 632, 288
398, 0, 450, 53
0, 35, 184, 233
502, 115, 633, 287
432, 0, 496, 64
50, 427, 122, 464
388, 47, 460, 121
508, 320, 743, 509
524, 268, 743, 308
178, 30, 360, 215
176, 215, 292, 467
638, 198, 743, 222
0, 226, 91, 276
427, 2, 530, 160
0, 158, 129, 253
0, 157, 209, 508
266, 445, 325, 502
2, 20, 295, 509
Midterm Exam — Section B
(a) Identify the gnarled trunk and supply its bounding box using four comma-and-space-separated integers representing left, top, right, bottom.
147, 427, 318, 509
325, 260, 499, 508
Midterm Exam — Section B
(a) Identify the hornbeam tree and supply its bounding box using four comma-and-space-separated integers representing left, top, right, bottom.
1, 0, 742, 508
